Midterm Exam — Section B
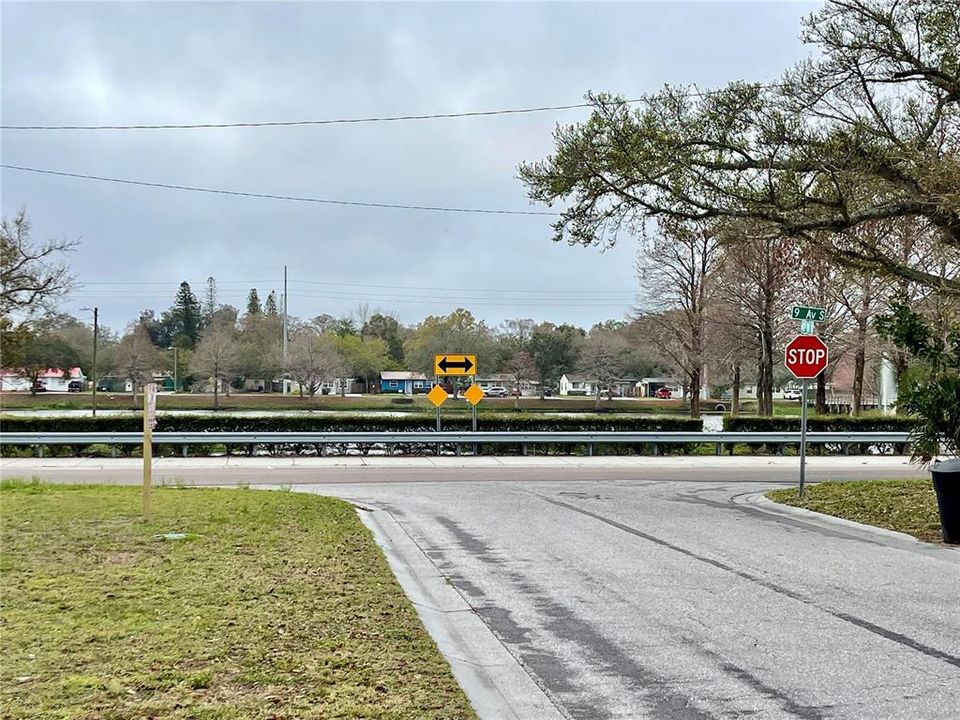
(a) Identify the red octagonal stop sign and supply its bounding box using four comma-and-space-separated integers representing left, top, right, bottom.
784, 334, 829, 379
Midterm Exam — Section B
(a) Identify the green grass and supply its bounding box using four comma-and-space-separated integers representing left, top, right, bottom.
0, 391, 686, 415
767, 478, 942, 543
0, 480, 477, 719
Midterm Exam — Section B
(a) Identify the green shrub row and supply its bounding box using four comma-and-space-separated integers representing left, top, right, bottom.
720, 414, 915, 456
0, 414, 701, 458
722, 415, 916, 432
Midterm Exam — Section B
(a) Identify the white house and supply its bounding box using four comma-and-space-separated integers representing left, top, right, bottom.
0, 367, 86, 392
559, 374, 596, 396
637, 377, 683, 398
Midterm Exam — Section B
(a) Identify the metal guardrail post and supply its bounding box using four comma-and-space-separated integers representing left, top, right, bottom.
588, 443, 593, 457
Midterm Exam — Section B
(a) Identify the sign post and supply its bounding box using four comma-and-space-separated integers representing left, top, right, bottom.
142, 382, 158, 521
463, 383, 485, 453
784, 333, 829, 498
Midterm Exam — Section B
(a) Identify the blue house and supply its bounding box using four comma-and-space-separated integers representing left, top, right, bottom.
380, 371, 432, 395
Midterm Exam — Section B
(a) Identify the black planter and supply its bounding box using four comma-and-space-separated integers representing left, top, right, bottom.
931, 458, 960, 545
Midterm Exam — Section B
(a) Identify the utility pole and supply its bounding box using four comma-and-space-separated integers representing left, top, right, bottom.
282, 265, 288, 394
81, 306, 99, 417
282, 264, 288, 361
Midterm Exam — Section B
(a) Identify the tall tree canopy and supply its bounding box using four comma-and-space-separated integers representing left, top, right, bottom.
520, 0, 960, 291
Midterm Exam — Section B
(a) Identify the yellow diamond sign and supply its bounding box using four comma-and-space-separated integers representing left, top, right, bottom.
426, 384, 449, 408
463, 384, 485, 406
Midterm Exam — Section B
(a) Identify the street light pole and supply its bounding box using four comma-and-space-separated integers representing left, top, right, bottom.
81, 307, 99, 417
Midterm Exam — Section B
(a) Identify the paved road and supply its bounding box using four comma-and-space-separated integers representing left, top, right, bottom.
304, 471, 958, 719
5, 457, 956, 718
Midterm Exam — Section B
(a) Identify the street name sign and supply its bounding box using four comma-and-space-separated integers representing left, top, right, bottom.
784, 335, 829, 379
435, 354, 477, 376
791, 306, 826, 322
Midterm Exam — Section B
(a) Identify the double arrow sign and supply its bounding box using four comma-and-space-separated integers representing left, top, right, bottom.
434, 354, 476, 376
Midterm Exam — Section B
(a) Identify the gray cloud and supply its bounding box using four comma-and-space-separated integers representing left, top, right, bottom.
2, 0, 818, 333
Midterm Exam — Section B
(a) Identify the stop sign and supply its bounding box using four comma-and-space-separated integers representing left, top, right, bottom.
784, 335, 829, 379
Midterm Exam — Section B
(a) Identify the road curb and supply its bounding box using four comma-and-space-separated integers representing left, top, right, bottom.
737, 490, 956, 551
357, 507, 566, 720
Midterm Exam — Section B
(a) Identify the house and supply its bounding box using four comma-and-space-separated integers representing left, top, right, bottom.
475, 373, 519, 391
637, 377, 683, 398
0, 367, 86, 392
380, 371, 432, 395
559, 374, 596, 396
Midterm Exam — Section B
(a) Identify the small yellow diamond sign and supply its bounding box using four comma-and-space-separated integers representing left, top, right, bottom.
426, 384, 449, 408
463, 384, 485, 406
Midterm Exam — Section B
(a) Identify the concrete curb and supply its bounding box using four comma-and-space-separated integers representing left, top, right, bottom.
737, 491, 957, 553
357, 508, 565, 720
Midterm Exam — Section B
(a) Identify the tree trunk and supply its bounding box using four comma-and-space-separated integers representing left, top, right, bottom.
689, 367, 702, 419
852, 346, 866, 416
213, 377, 220, 409
731, 364, 741, 416
852, 319, 868, 416
757, 324, 775, 416
816, 373, 827, 415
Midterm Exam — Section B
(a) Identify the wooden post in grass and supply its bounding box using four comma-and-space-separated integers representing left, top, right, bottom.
143, 383, 158, 521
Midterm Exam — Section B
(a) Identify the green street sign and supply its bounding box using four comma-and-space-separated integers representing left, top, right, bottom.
800, 319, 816, 334
792, 305, 826, 322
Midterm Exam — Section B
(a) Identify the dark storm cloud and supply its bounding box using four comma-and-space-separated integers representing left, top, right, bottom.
1, 1, 818, 333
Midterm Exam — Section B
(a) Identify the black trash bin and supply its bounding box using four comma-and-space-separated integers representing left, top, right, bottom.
931, 458, 960, 544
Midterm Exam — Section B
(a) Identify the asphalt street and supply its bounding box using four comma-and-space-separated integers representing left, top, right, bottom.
4, 457, 957, 718
305, 469, 959, 719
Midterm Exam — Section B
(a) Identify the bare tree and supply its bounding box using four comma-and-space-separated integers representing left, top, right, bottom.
577, 329, 626, 410
718, 224, 799, 416
284, 331, 344, 399
193, 326, 239, 409
502, 350, 536, 409
113, 324, 158, 406
635, 219, 721, 418
1, 209, 76, 317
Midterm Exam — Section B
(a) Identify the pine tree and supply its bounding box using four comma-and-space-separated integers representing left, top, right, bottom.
170, 281, 202, 347
203, 276, 218, 318
246, 289, 262, 316
265, 290, 279, 316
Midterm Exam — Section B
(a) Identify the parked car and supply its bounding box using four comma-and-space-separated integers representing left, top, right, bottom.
783, 388, 802, 401
486, 386, 509, 397
67, 380, 83, 392
654, 387, 674, 399
31, 381, 47, 392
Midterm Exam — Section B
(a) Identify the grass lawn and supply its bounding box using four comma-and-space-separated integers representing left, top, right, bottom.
767, 479, 942, 543
0, 481, 476, 719
0, 391, 685, 415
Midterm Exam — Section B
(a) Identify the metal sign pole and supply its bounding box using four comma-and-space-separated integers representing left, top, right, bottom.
799, 379, 808, 498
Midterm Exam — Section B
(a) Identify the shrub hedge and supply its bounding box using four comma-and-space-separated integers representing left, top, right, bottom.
0, 413, 701, 458
721, 414, 916, 455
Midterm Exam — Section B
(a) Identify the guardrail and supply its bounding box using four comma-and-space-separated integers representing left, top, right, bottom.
0, 431, 912, 457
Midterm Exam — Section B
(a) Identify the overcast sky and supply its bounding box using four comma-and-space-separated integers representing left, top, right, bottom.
2, 0, 818, 334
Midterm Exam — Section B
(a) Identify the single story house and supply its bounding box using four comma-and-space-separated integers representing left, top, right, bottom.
380, 371, 432, 395
1, 367, 86, 392
559, 374, 597, 396
637, 377, 683, 398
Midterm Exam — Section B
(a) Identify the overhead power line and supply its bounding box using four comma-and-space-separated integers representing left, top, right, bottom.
1, 164, 556, 216
0, 84, 781, 131
1, 99, 646, 131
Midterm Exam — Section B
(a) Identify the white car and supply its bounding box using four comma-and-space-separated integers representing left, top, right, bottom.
783, 388, 803, 401
485, 386, 509, 397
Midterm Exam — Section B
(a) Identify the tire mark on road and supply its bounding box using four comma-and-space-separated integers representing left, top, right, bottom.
434, 515, 720, 720
539, 495, 960, 670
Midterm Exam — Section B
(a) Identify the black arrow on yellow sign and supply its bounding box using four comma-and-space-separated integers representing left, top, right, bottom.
438, 356, 474, 373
